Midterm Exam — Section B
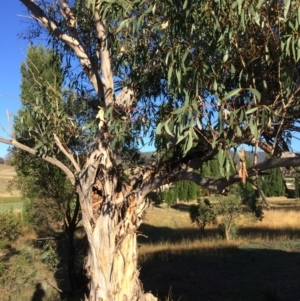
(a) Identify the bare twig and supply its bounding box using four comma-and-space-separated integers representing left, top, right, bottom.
53, 134, 81, 173
0, 136, 75, 185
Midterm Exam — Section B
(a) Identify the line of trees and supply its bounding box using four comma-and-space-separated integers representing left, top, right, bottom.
160, 156, 287, 204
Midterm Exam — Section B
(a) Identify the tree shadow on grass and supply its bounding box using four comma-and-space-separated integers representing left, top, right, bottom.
139, 223, 300, 245
139, 243, 300, 301
0, 245, 20, 262
31, 230, 87, 301
170, 203, 193, 212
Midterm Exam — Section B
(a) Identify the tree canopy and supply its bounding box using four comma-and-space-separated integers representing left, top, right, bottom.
1, 1, 300, 300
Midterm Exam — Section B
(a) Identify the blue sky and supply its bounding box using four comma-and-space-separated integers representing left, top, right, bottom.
0, 1, 30, 157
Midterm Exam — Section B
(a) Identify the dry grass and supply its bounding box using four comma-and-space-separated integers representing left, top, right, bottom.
0, 225, 60, 301
0, 164, 20, 197
139, 202, 300, 301
257, 209, 300, 230
141, 203, 300, 245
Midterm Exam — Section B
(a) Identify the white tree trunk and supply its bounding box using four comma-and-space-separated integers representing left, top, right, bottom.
76, 147, 153, 301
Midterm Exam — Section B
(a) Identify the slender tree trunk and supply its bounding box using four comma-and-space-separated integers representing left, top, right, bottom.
225, 224, 231, 241
64, 194, 81, 292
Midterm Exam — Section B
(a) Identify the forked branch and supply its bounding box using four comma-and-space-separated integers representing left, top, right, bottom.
53, 134, 81, 173
0, 136, 75, 185
20, 0, 104, 101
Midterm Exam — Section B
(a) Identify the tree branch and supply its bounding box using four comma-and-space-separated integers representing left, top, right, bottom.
94, 1, 114, 106
247, 178, 271, 209
59, 0, 80, 41
140, 153, 300, 198
53, 134, 81, 174
19, 0, 104, 102
0, 136, 75, 185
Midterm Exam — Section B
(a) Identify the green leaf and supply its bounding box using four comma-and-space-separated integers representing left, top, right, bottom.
172, 107, 185, 115
223, 50, 229, 62
183, 0, 188, 10
117, 19, 129, 33
246, 107, 258, 115
236, 126, 242, 137
225, 157, 231, 180
247, 87, 261, 102
249, 118, 258, 139
196, 117, 202, 130
165, 120, 175, 137
238, 109, 244, 124
152, 3, 156, 14
168, 64, 173, 86
176, 69, 182, 85
284, 0, 291, 19
256, 0, 265, 9
156, 122, 164, 135
176, 130, 189, 145
231, 64, 236, 79
213, 79, 217, 92
34, 141, 43, 150
237, 150, 245, 161
183, 132, 193, 156
218, 148, 225, 167
223, 88, 242, 101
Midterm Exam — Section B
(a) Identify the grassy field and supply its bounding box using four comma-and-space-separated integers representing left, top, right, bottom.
0, 164, 23, 212
138, 202, 300, 301
1, 163, 300, 300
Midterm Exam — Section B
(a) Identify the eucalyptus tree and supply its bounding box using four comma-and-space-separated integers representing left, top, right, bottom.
1, 0, 300, 300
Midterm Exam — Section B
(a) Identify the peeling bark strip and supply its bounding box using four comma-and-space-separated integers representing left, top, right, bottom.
238, 148, 248, 184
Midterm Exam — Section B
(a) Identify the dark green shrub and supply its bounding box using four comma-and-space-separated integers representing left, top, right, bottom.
189, 199, 217, 236
40, 240, 59, 271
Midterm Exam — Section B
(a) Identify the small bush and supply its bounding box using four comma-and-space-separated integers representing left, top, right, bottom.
40, 239, 59, 271
218, 222, 238, 240
0, 211, 21, 241
189, 199, 217, 236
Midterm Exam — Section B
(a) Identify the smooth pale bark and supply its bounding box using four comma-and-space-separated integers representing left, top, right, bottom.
75, 138, 150, 301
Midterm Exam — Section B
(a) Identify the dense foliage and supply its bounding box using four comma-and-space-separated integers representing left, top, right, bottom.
259, 167, 286, 197
0, 211, 21, 241
189, 199, 217, 236
13, 45, 84, 292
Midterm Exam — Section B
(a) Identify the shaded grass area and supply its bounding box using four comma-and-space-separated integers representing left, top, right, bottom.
138, 204, 300, 301
139, 241, 300, 301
